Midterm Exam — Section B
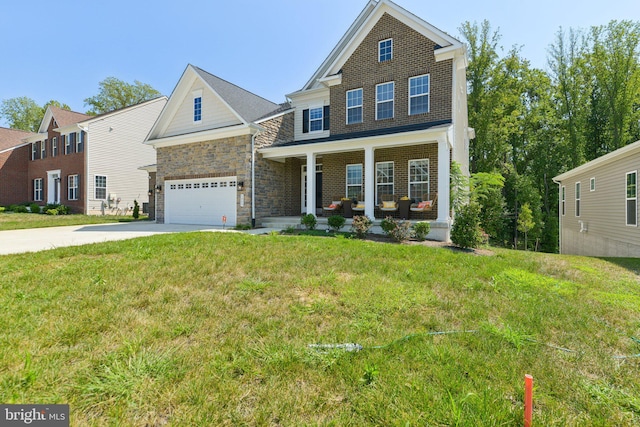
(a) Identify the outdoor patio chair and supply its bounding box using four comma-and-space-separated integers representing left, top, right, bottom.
323, 197, 343, 214
410, 193, 437, 213
351, 194, 365, 214
379, 194, 398, 213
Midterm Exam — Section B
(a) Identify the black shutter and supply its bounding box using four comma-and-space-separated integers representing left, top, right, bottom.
323, 106, 330, 131
302, 109, 309, 133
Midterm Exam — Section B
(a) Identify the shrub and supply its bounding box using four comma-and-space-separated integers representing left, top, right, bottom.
451, 202, 483, 249
327, 215, 346, 232
46, 209, 59, 215
44, 203, 70, 215
133, 200, 140, 219
29, 203, 41, 214
10, 205, 28, 213
0, 206, 5, 213
301, 213, 317, 230
350, 215, 372, 239
413, 221, 431, 241
380, 216, 412, 242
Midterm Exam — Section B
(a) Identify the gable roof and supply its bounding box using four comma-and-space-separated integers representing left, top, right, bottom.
38, 107, 91, 133
299, 0, 465, 92
0, 127, 34, 151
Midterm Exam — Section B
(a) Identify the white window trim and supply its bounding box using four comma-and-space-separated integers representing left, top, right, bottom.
95, 175, 107, 200
346, 163, 363, 199
626, 171, 637, 227
409, 158, 430, 200
34, 178, 43, 202
41, 140, 46, 158
309, 106, 324, 133
346, 88, 363, 125
376, 161, 394, 205
68, 174, 78, 201
590, 177, 595, 192
193, 89, 203, 124
76, 132, 83, 152
409, 74, 430, 115
64, 135, 71, 155
378, 38, 393, 62
31, 143, 37, 161
52, 137, 58, 157
375, 81, 395, 121
575, 181, 581, 218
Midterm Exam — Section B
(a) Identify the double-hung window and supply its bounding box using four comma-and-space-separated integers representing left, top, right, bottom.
34, 178, 43, 201
31, 142, 38, 161
95, 175, 107, 200
376, 82, 394, 120
346, 164, 363, 200
41, 140, 47, 159
76, 131, 84, 153
409, 159, 430, 201
409, 74, 430, 115
52, 137, 58, 157
64, 135, 71, 155
376, 161, 394, 205
309, 107, 323, 132
68, 174, 78, 201
346, 88, 363, 124
627, 171, 637, 226
575, 182, 581, 217
379, 38, 392, 62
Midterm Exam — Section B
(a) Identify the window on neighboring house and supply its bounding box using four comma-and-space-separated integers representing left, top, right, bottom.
346, 88, 363, 124
95, 175, 107, 200
302, 106, 330, 133
41, 140, 47, 159
52, 137, 58, 157
66, 133, 75, 154
575, 182, 581, 217
33, 178, 43, 201
561, 186, 566, 216
376, 161, 394, 205
379, 38, 393, 62
31, 142, 38, 161
68, 174, 78, 201
409, 159, 430, 201
409, 74, 430, 115
627, 171, 637, 226
590, 177, 595, 191
346, 164, 363, 200
309, 107, 323, 132
62, 135, 69, 154
376, 82, 394, 120
194, 96, 202, 122
77, 131, 84, 153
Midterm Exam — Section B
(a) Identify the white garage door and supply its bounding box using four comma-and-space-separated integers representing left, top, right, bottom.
165, 177, 237, 226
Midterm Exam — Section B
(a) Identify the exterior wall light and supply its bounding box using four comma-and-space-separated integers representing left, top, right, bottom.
155, 185, 162, 193
237, 181, 244, 191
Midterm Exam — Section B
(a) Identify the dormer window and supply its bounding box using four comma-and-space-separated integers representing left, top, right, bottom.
379, 38, 393, 62
309, 107, 323, 132
302, 106, 330, 134
193, 90, 203, 123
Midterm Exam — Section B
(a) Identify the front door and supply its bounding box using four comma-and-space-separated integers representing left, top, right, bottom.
302, 164, 323, 214
47, 170, 61, 204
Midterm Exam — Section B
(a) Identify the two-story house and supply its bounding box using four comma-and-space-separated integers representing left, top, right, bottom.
23, 97, 167, 214
146, 0, 471, 241
0, 127, 34, 206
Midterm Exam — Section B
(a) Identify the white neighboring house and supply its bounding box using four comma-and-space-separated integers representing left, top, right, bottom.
553, 139, 640, 257
24, 97, 167, 215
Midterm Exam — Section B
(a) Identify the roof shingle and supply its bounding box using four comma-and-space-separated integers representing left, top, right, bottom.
0, 127, 35, 151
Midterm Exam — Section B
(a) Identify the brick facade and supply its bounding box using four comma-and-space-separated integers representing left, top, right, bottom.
330, 12, 452, 136
0, 145, 30, 206
156, 135, 252, 224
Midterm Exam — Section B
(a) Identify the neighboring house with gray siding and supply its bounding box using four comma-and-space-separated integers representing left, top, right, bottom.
553, 139, 640, 257
145, 0, 472, 241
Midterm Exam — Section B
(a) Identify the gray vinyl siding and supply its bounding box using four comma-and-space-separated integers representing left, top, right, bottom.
558, 149, 640, 257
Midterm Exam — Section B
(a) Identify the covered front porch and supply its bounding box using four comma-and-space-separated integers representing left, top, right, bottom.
258, 125, 455, 241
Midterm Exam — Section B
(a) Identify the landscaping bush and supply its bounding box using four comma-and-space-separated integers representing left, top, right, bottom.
133, 200, 140, 219
301, 213, 317, 230
0, 206, 5, 213
380, 216, 412, 242
29, 203, 41, 214
413, 221, 431, 241
451, 202, 483, 249
45, 203, 71, 215
327, 215, 346, 232
46, 209, 59, 215
10, 204, 28, 213
350, 215, 372, 239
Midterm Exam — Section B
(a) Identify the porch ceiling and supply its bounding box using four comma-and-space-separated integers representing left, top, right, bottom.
259, 124, 452, 161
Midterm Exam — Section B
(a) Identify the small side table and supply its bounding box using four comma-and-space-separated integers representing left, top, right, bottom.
398, 199, 411, 220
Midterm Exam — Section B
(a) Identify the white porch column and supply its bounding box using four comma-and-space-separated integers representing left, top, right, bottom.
437, 137, 451, 223
364, 146, 375, 218
306, 152, 316, 216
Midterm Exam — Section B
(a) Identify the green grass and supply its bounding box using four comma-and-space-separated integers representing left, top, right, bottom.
1, 232, 639, 425
0, 212, 144, 231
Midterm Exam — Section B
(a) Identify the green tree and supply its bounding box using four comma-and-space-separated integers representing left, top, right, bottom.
0, 97, 44, 132
84, 77, 161, 115
517, 203, 535, 250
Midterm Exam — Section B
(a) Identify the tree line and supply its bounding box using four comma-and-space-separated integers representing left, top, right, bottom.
0, 77, 160, 132
461, 19, 640, 252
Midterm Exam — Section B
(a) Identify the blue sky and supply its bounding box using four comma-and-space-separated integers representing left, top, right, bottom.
1, 0, 638, 127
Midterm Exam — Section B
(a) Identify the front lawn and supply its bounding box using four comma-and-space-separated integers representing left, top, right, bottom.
0, 212, 143, 231
1, 233, 639, 425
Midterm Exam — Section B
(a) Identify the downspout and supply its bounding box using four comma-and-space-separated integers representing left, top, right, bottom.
251, 129, 261, 228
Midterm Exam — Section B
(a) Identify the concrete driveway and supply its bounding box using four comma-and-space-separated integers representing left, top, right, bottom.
0, 222, 274, 256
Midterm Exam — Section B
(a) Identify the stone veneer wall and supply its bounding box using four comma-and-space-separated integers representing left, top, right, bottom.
156, 135, 252, 224
330, 12, 452, 136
